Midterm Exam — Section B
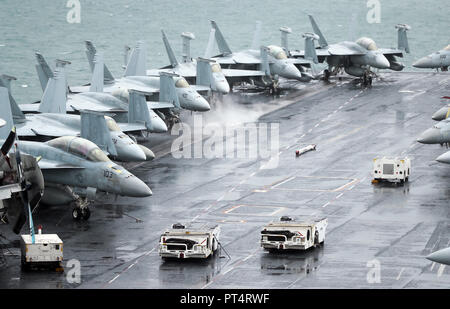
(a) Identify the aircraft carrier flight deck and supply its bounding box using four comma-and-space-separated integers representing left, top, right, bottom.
1, 71, 449, 289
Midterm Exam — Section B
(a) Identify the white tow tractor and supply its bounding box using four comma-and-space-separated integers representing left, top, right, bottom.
372, 157, 411, 184
20, 226, 63, 270
260, 216, 327, 251
159, 223, 221, 259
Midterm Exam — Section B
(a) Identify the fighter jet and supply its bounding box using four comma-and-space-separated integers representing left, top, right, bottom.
417, 119, 450, 146
26, 52, 168, 134
291, 15, 410, 86
71, 41, 211, 116
1, 71, 154, 162
0, 88, 152, 220
427, 247, 450, 265
413, 45, 450, 71
431, 97, 450, 121
145, 30, 231, 95
208, 21, 314, 85
0, 125, 44, 232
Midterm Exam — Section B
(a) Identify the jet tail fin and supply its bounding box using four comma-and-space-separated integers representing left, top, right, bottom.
80, 110, 117, 156
35, 52, 54, 91
124, 41, 147, 77
0, 87, 14, 140
279, 27, 292, 52
260, 46, 271, 76
38, 69, 67, 114
0, 75, 25, 122
181, 32, 195, 63
89, 53, 104, 92
395, 24, 410, 53
159, 72, 180, 109
196, 58, 215, 90
302, 33, 319, 64
128, 90, 153, 131
308, 15, 328, 48
85, 41, 115, 82
250, 21, 262, 50
210, 20, 232, 55
204, 28, 217, 59
161, 30, 179, 67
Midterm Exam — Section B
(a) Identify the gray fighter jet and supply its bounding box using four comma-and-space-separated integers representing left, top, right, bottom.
0, 88, 152, 220
71, 41, 211, 115
208, 21, 313, 84
1, 71, 154, 162
291, 15, 410, 86
413, 45, 450, 71
26, 53, 168, 134
417, 119, 450, 146
427, 247, 450, 265
145, 30, 231, 95
431, 97, 450, 120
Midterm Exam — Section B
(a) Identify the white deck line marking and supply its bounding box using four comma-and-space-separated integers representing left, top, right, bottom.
272, 176, 296, 189
336, 193, 344, 199
308, 128, 313, 133
333, 110, 338, 114
108, 275, 120, 284
396, 267, 405, 280
322, 202, 330, 208
430, 262, 435, 271
315, 123, 320, 128
243, 254, 253, 262
338, 106, 343, 110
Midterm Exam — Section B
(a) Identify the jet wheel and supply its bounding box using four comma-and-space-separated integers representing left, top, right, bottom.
72, 207, 82, 221
81, 207, 91, 220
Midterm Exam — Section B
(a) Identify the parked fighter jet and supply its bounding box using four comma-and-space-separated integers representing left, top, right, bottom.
417, 119, 450, 145
0, 89, 152, 220
145, 30, 230, 95
26, 53, 168, 134
1, 71, 154, 162
427, 247, 450, 265
413, 45, 450, 71
72, 41, 211, 114
208, 21, 313, 84
432, 97, 450, 121
291, 15, 410, 86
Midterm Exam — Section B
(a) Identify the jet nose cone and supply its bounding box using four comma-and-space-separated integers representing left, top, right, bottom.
121, 176, 152, 197
417, 128, 441, 144
283, 64, 303, 80
426, 247, 450, 265
375, 54, 390, 69
432, 106, 449, 121
138, 144, 155, 161
128, 144, 148, 161
193, 95, 211, 112
152, 115, 168, 133
413, 57, 432, 68
216, 80, 230, 94
436, 151, 450, 164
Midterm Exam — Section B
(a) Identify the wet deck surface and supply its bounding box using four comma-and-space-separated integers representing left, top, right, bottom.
1, 72, 450, 288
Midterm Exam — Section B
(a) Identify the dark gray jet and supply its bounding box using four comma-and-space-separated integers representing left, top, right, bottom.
0, 88, 152, 220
